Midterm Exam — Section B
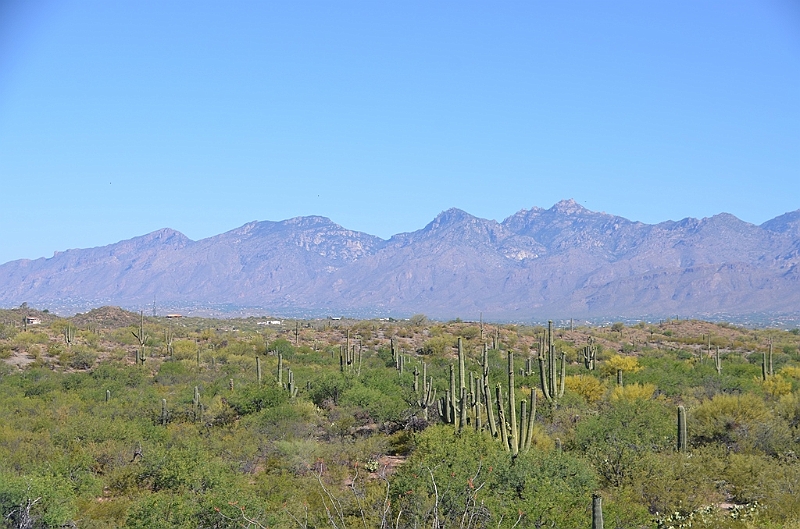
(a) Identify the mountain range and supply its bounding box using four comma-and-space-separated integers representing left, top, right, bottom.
2, 199, 799, 320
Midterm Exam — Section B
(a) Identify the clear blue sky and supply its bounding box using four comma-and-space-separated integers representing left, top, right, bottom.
1, 1, 799, 265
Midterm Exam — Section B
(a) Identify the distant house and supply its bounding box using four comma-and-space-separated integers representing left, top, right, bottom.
165, 314, 183, 319
25, 317, 41, 325
257, 320, 282, 325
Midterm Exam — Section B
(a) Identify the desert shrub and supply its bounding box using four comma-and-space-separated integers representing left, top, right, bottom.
13, 331, 50, 346
66, 349, 97, 370
0, 323, 17, 340
630, 446, 726, 517
247, 400, 318, 440
171, 339, 197, 361
762, 374, 793, 398
601, 354, 642, 377
221, 341, 255, 357
610, 382, 656, 402
419, 335, 453, 356
455, 326, 480, 340
690, 393, 792, 454
0, 470, 78, 528
722, 453, 800, 520
226, 384, 288, 416
391, 426, 596, 528
154, 361, 192, 386
340, 384, 406, 423
266, 338, 295, 358
572, 399, 673, 487
564, 374, 606, 404
308, 372, 353, 407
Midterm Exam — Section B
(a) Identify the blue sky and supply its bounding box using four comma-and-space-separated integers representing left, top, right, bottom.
1, 1, 799, 265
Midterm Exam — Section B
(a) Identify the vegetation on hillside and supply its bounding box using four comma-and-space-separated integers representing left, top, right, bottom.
1, 305, 800, 528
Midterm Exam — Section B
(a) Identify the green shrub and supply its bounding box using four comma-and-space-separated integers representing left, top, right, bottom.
572, 399, 673, 487
226, 384, 288, 416
67, 349, 97, 370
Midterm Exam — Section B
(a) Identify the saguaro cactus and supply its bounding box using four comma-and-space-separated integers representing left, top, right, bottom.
63, 325, 75, 348
193, 386, 201, 421
677, 405, 688, 452
488, 353, 538, 455
481, 346, 498, 437
132, 311, 148, 365
415, 363, 437, 420
769, 338, 774, 377
582, 337, 597, 370
539, 321, 565, 403
458, 342, 470, 429
523, 386, 536, 452
164, 326, 174, 359
508, 352, 519, 456
592, 494, 604, 529
495, 384, 510, 451
285, 368, 298, 398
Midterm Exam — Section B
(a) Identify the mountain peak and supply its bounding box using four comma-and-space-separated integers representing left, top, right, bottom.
550, 199, 590, 215
422, 208, 477, 231
435, 207, 472, 222
761, 209, 800, 234
129, 228, 191, 246
283, 215, 337, 228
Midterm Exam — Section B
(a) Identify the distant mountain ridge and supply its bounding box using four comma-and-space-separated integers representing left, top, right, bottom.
2, 200, 799, 319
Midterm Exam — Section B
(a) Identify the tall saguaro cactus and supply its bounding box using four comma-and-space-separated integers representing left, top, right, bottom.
489, 353, 538, 455
539, 321, 565, 403
132, 311, 148, 365
592, 494, 604, 529
582, 337, 597, 370
508, 352, 519, 456
768, 338, 774, 377
457, 338, 468, 429
63, 325, 75, 348
415, 362, 437, 420
677, 405, 688, 453
164, 326, 174, 359
193, 386, 201, 421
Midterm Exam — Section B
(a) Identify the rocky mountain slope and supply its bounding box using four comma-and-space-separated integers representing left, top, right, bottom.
1, 200, 798, 319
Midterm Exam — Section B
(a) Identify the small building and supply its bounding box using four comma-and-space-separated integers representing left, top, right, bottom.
25, 317, 41, 325
165, 314, 183, 319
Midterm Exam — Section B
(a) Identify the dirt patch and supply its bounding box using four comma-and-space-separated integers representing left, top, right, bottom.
375, 455, 406, 477
3, 351, 37, 369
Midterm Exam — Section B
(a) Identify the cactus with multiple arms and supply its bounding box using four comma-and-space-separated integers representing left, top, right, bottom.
63, 325, 75, 348
539, 321, 565, 403
132, 311, 148, 365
